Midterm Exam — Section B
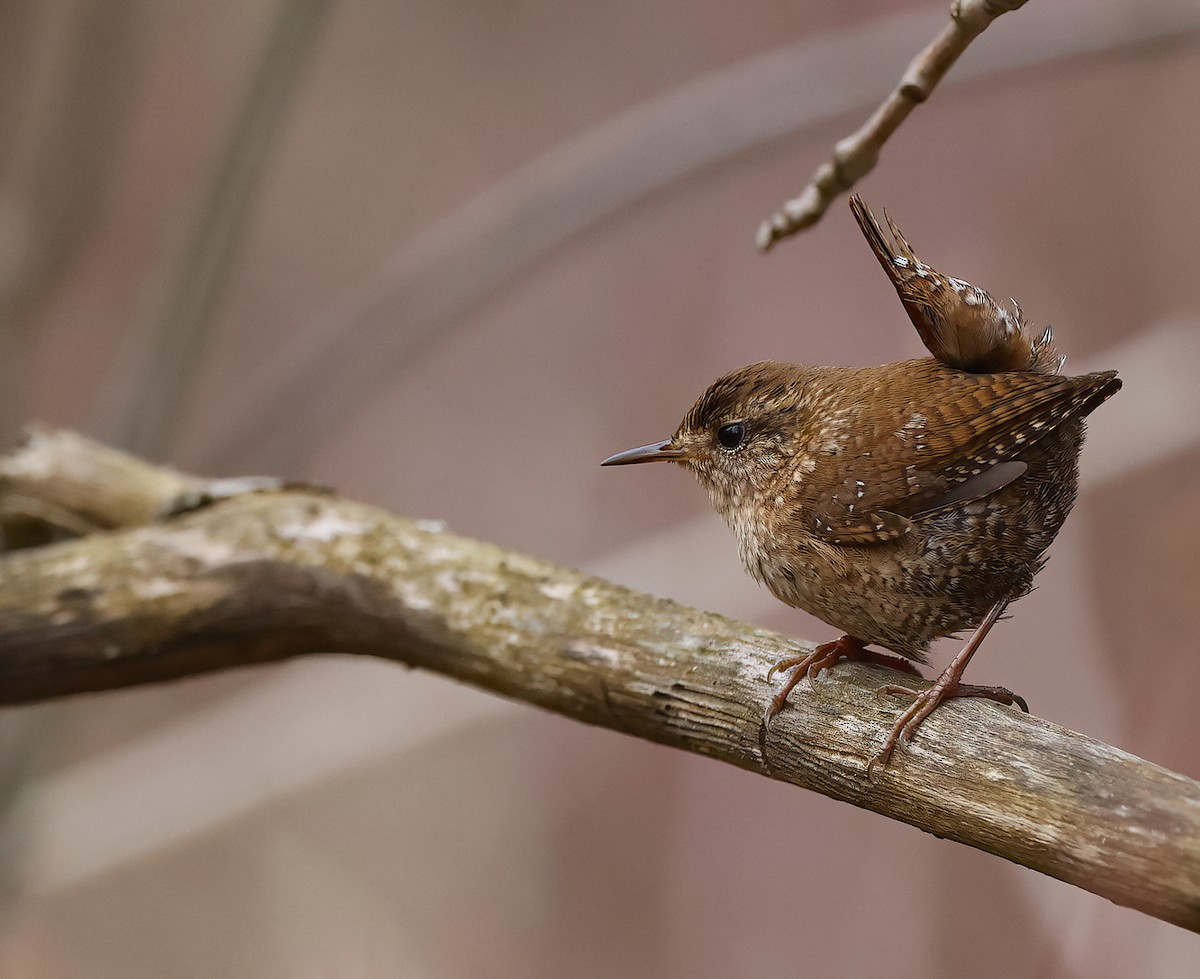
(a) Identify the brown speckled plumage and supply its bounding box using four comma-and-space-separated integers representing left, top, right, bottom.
603, 196, 1121, 768
676, 358, 1117, 662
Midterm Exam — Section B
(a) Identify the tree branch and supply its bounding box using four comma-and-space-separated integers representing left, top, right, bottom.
756, 0, 1029, 251
1, 429, 1198, 933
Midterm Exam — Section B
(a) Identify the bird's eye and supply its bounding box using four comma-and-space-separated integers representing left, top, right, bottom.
716, 422, 745, 449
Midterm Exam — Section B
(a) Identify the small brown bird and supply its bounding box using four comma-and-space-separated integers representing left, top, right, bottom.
603, 196, 1120, 770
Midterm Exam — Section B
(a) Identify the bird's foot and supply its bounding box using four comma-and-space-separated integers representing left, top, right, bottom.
868, 678, 1028, 776
764, 636, 921, 726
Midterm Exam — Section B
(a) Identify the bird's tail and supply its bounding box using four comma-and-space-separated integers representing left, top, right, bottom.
849, 195, 1064, 375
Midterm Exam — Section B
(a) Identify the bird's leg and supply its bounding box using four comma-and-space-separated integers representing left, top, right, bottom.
868, 600, 1027, 775
764, 635, 922, 725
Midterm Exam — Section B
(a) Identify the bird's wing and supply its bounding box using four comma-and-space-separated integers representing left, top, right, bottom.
803, 366, 1120, 546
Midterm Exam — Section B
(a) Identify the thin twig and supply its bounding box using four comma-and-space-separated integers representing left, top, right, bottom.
756, 0, 1030, 251
0, 429, 1198, 934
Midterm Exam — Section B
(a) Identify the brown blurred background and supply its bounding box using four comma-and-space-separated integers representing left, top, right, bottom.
2, 0, 1200, 975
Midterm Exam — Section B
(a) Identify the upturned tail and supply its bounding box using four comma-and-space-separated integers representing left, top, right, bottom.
850, 195, 1064, 375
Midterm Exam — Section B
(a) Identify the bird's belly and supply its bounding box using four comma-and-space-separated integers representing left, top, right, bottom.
750, 492, 1071, 660
727, 426, 1083, 660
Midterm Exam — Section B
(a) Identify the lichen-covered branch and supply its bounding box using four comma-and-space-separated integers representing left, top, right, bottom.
756, 0, 1029, 251
0, 429, 1198, 933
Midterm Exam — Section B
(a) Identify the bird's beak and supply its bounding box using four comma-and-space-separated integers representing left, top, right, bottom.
601, 439, 684, 466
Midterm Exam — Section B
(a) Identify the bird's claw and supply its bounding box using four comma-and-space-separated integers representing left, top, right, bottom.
867, 677, 1029, 774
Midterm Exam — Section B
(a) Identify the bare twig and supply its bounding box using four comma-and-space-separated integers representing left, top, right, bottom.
756, 0, 1029, 251
0, 429, 1198, 933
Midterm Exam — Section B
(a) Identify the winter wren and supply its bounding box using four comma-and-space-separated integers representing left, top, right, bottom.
602, 196, 1120, 770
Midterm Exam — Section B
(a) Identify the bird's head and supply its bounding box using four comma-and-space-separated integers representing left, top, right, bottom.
602, 361, 815, 515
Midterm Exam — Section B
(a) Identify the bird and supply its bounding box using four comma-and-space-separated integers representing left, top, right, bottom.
602, 195, 1120, 771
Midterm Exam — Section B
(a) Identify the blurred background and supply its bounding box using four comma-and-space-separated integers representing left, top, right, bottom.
1, 0, 1199, 975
